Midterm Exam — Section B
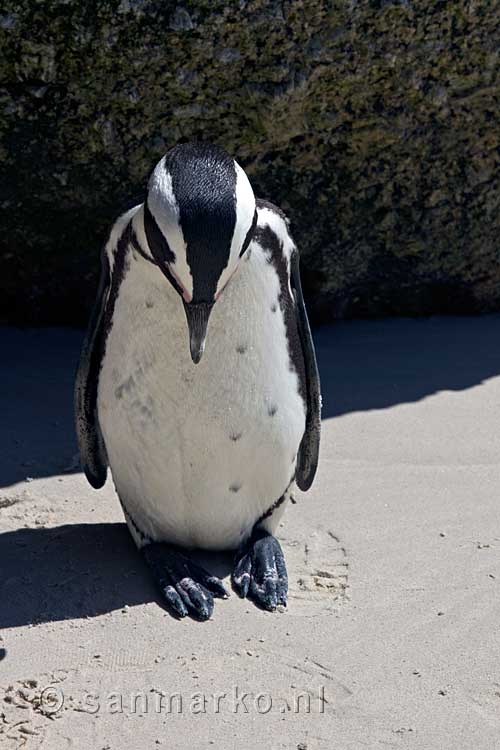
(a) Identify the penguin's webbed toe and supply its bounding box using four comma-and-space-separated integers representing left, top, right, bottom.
232, 528, 288, 611
142, 542, 229, 621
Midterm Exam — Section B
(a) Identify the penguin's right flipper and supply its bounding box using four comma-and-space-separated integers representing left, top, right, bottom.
74, 249, 110, 489
290, 248, 321, 492
142, 543, 229, 620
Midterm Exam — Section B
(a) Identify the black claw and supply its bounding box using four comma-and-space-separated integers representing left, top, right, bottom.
179, 579, 214, 621
233, 552, 252, 597
232, 529, 288, 611
187, 559, 229, 599
205, 576, 230, 599
142, 542, 225, 621
250, 575, 278, 611
163, 584, 188, 618
276, 579, 288, 607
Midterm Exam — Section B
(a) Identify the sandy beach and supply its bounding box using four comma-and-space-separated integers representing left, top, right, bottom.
1, 315, 500, 749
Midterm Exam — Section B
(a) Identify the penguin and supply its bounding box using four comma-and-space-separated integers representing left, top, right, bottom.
75, 142, 321, 620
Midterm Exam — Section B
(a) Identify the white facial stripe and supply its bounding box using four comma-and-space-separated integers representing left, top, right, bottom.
215, 161, 255, 297
147, 158, 194, 300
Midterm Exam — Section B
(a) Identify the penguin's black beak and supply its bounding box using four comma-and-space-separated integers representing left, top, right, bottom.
183, 301, 214, 364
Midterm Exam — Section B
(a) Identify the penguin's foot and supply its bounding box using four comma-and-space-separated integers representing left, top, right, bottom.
142, 542, 229, 621
232, 528, 288, 611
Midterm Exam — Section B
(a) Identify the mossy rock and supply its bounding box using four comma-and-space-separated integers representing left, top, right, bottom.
1, 0, 499, 325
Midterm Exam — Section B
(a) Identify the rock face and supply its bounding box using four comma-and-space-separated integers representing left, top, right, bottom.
1, 0, 499, 325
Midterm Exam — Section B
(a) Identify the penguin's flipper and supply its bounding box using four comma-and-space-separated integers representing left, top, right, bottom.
142, 542, 229, 621
291, 248, 321, 492
74, 250, 110, 489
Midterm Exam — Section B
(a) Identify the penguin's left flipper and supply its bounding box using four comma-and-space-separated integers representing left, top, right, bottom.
142, 542, 229, 621
232, 528, 288, 611
74, 248, 111, 489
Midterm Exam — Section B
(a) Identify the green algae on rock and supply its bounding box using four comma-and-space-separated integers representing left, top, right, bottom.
1, 0, 499, 325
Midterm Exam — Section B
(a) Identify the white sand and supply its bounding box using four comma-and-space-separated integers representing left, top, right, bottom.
1, 316, 500, 749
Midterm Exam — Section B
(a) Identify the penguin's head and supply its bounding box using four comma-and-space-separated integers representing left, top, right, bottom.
144, 142, 257, 364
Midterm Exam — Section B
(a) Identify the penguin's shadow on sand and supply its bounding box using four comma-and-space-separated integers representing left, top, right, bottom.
0, 328, 82, 488
0, 522, 233, 629
317, 314, 500, 418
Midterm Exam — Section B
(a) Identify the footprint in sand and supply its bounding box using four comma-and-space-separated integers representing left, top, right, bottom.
280, 527, 349, 615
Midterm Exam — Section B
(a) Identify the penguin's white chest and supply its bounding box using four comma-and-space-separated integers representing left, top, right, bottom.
98, 246, 305, 550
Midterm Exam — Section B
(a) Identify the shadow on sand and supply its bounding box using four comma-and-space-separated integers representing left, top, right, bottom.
0, 328, 82, 488
317, 315, 500, 418
0, 522, 233, 629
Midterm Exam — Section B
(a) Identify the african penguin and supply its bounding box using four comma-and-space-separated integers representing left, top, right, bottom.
75, 142, 321, 620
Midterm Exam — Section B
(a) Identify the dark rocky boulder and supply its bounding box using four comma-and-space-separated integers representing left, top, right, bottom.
1, 0, 499, 326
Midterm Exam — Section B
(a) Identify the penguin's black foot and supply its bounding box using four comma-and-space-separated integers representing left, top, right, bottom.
232, 528, 288, 611
142, 542, 229, 621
